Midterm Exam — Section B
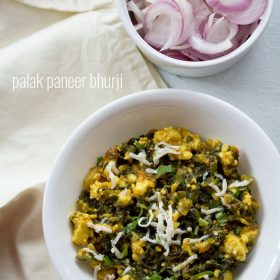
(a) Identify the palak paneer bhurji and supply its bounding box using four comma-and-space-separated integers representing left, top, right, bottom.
70, 127, 259, 280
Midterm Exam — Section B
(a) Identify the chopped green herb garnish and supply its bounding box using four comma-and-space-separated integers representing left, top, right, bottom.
194, 225, 199, 236
96, 156, 103, 166
137, 203, 148, 210
134, 141, 145, 151
198, 217, 209, 227
125, 218, 138, 234
125, 204, 145, 234
233, 190, 241, 197
103, 255, 113, 266
235, 226, 242, 235
191, 271, 212, 280
215, 211, 228, 226
79, 254, 92, 262
157, 164, 174, 177
146, 272, 162, 280
230, 187, 244, 198
190, 189, 200, 202
120, 243, 129, 259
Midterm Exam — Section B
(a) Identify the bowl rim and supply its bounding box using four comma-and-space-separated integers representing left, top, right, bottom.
117, 0, 274, 68
43, 89, 280, 280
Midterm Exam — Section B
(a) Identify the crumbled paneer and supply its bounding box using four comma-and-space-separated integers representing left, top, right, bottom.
153, 127, 184, 145
238, 218, 250, 226
223, 271, 233, 280
194, 238, 215, 253
182, 238, 194, 256
176, 145, 193, 160
83, 166, 103, 190
218, 144, 239, 176
100, 269, 117, 279
127, 174, 137, 184
112, 224, 123, 233
205, 139, 222, 149
132, 168, 155, 197
117, 189, 133, 207
118, 176, 129, 188
153, 127, 202, 152
171, 182, 179, 193
131, 234, 146, 262
223, 232, 248, 262
172, 210, 181, 222
213, 269, 221, 278
240, 226, 259, 244
132, 179, 154, 197
242, 191, 252, 206
70, 212, 94, 246
139, 137, 149, 144
211, 269, 232, 280
195, 153, 211, 166
90, 181, 112, 200
177, 198, 193, 216
76, 200, 92, 212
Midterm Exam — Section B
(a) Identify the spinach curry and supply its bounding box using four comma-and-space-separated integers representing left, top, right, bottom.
70, 127, 259, 280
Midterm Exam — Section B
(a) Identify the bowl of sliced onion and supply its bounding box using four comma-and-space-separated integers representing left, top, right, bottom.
118, 0, 273, 77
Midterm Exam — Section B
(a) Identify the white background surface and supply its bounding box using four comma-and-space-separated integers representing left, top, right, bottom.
160, 0, 280, 152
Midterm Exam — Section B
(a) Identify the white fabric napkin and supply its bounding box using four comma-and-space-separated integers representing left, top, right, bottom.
0, 0, 70, 48
16, 0, 113, 12
0, 4, 165, 207
0, 1, 165, 279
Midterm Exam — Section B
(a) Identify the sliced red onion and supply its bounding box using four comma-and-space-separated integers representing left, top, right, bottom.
127, 0, 266, 61
235, 22, 258, 44
190, 14, 238, 55
134, 0, 146, 9
188, 0, 210, 16
128, 0, 144, 23
188, 0, 212, 29
152, 0, 193, 44
206, 17, 238, 43
181, 39, 239, 61
189, 34, 232, 55
143, 1, 183, 50
161, 49, 192, 60
174, 0, 193, 44
205, 0, 252, 13
202, 12, 216, 39
170, 42, 191, 50
226, 0, 268, 25
134, 23, 144, 31
181, 48, 211, 61
144, 0, 155, 4
157, 0, 179, 9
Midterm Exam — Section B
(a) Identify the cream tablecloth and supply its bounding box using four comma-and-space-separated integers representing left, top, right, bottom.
0, 1, 165, 279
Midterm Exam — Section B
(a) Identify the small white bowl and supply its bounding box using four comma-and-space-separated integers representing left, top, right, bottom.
118, 0, 273, 77
43, 89, 280, 280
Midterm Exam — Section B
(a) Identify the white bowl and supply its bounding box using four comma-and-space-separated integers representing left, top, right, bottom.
117, 0, 273, 77
43, 89, 280, 280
